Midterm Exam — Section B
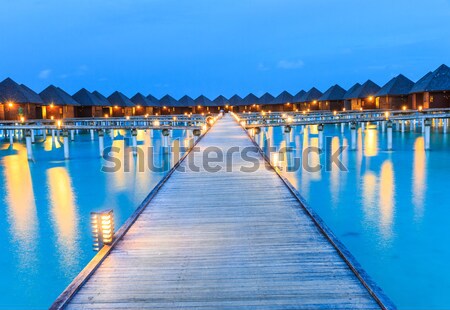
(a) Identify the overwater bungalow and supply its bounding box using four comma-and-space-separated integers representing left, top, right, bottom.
228, 94, 243, 112
409, 64, 450, 109
292, 90, 306, 111
107, 91, 134, 117
376, 74, 414, 110
318, 84, 347, 111
343, 83, 361, 110
240, 93, 260, 112
194, 95, 214, 114
72, 88, 104, 117
159, 95, 179, 115
146, 94, 161, 114
212, 95, 229, 111
130, 93, 156, 116
258, 92, 275, 112
39, 85, 80, 119
178, 95, 196, 114
92, 91, 113, 117
298, 87, 323, 111
344, 80, 380, 110
0, 78, 44, 120
271, 91, 294, 112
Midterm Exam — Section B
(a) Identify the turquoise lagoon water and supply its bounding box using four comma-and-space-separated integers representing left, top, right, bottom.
264, 123, 450, 310
0, 129, 186, 309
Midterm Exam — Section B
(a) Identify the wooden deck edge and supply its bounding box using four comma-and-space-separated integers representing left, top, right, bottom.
49, 122, 216, 310
237, 120, 397, 310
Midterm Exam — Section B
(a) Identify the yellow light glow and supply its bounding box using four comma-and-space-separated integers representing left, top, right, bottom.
225, 104, 229, 108
307, 109, 310, 112
343, 108, 346, 111
50, 103, 54, 108
333, 111, 337, 116
126, 116, 130, 120
163, 106, 167, 109
286, 102, 290, 106
368, 96, 374, 102
385, 111, 390, 119
57, 120, 62, 128
20, 116, 25, 123
136, 105, 141, 109
286, 116, 293, 123
360, 107, 363, 111
197, 105, 201, 109
114, 105, 119, 109
8, 102, 13, 107
173, 116, 177, 121
313, 100, 317, 104
51, 116, 54, 120
153, 120, 160, 127
418, 106, 423, 111
402, 106, 406, 111
104, 114, 109, 118
145, 114, 149, 118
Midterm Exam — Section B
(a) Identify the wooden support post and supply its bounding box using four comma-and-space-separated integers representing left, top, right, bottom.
90, 129, 95, 141
9, 130, 14, 145
361, 122, 365, 131
318, 124, 324, 150
98, 129, 104, 157
70, 130, 75, 141
381, 120, 385, 133
424, 119, 431, 150
387, 120, 393, 151
340, 123, 344, 134
63, 130, 70, 159
43, 129, 47, 141
25, 130, 33, 161
131, 128, 138, 156
350, 122, 356, 150
401, 120, 405, 132
31, 129, 35, 143
444, 119, 448, 133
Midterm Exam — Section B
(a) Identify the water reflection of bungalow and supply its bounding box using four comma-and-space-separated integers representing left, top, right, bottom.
130, 93, 156, 116
409, 64, 450, 109
318, 84, 346, 111
258, 92, 275, 111
178, 95, 196, 114
228, 94, 243, 112
194, 95, 214, 114
375, 74, 414, 110
39, 85, 81, 119
92, 91, 114, 117
72, 88, 104, 117
159, 95, 179, 115
107, 91, 135, 117
343, 83, 361, 110
241, 93, 260, 112
344, 80, 381, 110
271, 91, 293, 112
213, 95, 229, 112
0, 78, 44, 120
298, 87, 323, 111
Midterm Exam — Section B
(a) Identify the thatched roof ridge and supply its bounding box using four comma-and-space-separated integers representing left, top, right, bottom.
40, 85, 80, 106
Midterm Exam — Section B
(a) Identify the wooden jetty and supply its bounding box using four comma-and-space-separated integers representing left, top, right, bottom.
51, 115, 394, 310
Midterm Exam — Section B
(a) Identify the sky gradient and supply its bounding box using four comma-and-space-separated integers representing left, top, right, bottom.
1, 0, 449, 99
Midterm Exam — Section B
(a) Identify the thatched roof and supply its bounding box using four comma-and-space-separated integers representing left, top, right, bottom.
0, 78, 44, 104
410, 64, 450, 93
130, 93, 155, 107
213, 95, 229, 106
345, 80, 380, 99
259, 92, 274, 104
299, 87, 323, 103
195, 95, 214, 107
242, 93, 259, 105
108, 91, 135, 107
20, 84, 45, 104
228, 94, 243, 106
73, 88, 104, 106
272, 91, 293, 104
178, 95, 195, 107
376, 74, 414, 96
319, 85, 346, 101
40, 85, 80, 106
343, 83, 362, 99
146, 94, 160, 107
92, 91, 112, 106
159, 94, 180, 107
292, 90, 306, 103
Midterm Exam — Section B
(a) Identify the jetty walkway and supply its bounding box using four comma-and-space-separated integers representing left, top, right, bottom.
52, 115, 392, 309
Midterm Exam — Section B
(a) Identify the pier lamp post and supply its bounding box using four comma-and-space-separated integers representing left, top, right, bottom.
91, 210, 115, 251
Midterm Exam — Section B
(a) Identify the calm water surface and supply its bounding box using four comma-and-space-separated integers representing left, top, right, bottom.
0, 129, 186, 309
264, 122, 450, 310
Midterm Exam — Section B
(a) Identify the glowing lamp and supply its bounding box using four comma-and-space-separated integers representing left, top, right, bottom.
368, 96, 374, 102
114, 105, 119, 109
385, 111, 390, 119
286, 116, 293, 123
50, 103, 54, 108
402, 106, 407, 111
8, 102, 13, 107
91, 209, 114, 251
57, 120, 62, 128
197, 105, 201, 109
172, 116, 177, 121
104, 114, 109, 118
333, 111, 337, 116
51, 116, 54, 120
313, 100, 317, 104
126, 116, 130, 120
20, 116, 25, 123
418, 106, 423, 111
153, 120, 160, 127
136, 105, 141, 109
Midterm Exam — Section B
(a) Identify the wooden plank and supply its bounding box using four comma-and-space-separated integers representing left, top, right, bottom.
54, 115, 394, 310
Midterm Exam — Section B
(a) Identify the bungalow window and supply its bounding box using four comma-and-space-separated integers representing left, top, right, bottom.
430, 96, 434, 103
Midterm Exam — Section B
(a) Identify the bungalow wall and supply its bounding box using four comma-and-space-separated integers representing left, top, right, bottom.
377, 96, 411, 110
320, 100, 345, 111
75, 106, 103, 117
0, 103, 36, 120
412, 91, 450, 109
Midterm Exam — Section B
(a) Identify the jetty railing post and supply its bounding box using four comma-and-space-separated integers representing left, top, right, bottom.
387, 120, 393, 151
62, 130, 70, 159
424, 118, 431, 150
350, 122, 356, 150
25, 129, 33, 161
98, 129, 105, 157
131, 128, 138, 156
162, 128, 171, 154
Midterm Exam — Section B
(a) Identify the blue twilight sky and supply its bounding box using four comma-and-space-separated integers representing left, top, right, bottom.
0, 0, 449, 99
